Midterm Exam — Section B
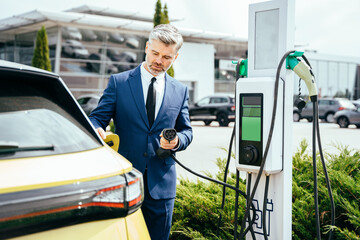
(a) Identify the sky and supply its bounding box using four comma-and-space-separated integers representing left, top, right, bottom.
0, 0, 359, 59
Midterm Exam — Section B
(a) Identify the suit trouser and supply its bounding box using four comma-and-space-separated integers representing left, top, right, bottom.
141, 171, 175, 240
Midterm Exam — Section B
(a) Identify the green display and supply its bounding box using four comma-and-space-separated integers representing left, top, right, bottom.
241, 95, 262, 142
242, 117, 261, 141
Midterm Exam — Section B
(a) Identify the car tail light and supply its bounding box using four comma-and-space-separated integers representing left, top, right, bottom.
338, 106, 345, 111
231, 105, 236, 112
0, 169, 143, 238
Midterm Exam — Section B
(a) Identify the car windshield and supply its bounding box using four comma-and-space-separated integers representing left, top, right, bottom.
0, 97, 101, 160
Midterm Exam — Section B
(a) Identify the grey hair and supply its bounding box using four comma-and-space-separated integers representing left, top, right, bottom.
148, 24, 183, 52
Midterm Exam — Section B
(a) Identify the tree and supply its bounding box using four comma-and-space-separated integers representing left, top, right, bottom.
162, 4, 170, 24
153, 0, 162, 27
153, 0, 175, 77
32, 26, 52, 71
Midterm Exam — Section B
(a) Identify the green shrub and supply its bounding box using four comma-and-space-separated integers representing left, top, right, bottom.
32, 26, 52, 71
171, 141, 360, 239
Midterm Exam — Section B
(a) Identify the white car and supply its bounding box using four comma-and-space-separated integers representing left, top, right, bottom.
62, 27, 82, 41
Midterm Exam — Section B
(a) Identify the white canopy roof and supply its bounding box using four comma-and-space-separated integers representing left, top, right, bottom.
0, 6, 246, 43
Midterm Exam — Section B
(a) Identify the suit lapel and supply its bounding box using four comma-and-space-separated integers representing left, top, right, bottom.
152, 74, 176, 129
128, 66, 150, 128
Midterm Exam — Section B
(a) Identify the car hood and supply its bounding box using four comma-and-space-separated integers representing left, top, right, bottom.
0, 146, 132, 194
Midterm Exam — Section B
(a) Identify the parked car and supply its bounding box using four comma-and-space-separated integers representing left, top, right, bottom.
0, 60, 149, 239
102, 49, 137, 72
79, 29, 97, 41
62, 40, 89, 59
125, 37, 140, 49
61, 27, 82, 41
86, 53, 118, 74
77, 94, 101, 115
108, 32, 125, 44
293, 98, 356, 122
334, 105, 360, 128
189, 94, 235, 126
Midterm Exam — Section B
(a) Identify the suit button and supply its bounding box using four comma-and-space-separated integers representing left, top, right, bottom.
143, 152, 148, 157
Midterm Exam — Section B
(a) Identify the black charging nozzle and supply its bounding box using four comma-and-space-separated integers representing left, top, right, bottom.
156, 128, 177, 159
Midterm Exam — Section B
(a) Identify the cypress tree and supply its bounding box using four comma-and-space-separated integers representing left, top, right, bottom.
162, 4, 170, 24
32, 25, 52, 71
153, 0, 162, 27
162, 3, 175, 77
153, 1, 175, 77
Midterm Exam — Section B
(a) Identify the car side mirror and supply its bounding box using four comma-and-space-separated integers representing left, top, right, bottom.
104, 133, 120, 152
194, 103, 199, 107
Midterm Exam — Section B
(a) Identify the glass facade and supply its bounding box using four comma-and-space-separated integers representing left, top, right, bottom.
0, 26, 147, 98
59, 27, 146, 97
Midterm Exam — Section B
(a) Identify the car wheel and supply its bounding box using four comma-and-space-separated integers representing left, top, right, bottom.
203, 120, 212, 126
356, 124, 360, 128
293, 112, 301, 122
337, 116, 349, 128
217, 113, 229, 127
325, 112, 335, 123
307, 118, 313, 122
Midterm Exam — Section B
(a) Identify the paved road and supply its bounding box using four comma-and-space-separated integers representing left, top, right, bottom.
176, 121, 360, 181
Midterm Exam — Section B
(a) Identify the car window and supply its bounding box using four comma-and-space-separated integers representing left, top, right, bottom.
319, 100, 330, 105
197, 97, 210, 106
0, 96, 101, 160
210, 97, 229, 104
230, 98, 235, 104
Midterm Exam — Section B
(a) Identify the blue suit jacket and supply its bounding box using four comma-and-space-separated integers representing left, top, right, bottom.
89, 64, 193, 199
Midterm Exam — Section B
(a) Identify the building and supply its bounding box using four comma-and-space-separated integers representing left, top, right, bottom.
0, 5, 247, 103
0, 5, 359, 102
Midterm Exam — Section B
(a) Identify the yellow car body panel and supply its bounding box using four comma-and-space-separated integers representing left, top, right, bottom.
11, 209, 150, 240
0, 145, 132, 194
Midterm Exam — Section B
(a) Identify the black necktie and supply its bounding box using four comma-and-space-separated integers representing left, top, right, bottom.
146, 77, 156, 127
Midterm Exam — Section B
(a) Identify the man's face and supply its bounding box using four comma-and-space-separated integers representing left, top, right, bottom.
144, 39, 179, 76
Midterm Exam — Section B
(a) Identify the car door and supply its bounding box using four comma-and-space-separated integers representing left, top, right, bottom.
318, 100, 331, 118
190, 97, 212, 120
353, 106, 360, 123
209, 97, 228, 116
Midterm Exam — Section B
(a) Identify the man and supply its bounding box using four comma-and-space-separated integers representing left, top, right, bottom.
89, 24, 193, 240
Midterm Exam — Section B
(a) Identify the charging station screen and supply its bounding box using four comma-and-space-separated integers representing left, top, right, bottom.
241, 95, 262, 142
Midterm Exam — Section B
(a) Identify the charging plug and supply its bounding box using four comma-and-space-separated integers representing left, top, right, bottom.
156, 128, 177, 159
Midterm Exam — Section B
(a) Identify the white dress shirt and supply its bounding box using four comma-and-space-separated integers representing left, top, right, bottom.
141, 62, 165, 119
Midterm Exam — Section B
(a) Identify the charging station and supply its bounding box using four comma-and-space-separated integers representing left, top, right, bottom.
235, 0, 295, 239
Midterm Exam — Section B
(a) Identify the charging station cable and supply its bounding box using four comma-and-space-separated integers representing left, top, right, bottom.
156, 128, 257, 239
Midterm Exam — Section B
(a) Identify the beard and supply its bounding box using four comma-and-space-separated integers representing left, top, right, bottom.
145, 55, 171, 76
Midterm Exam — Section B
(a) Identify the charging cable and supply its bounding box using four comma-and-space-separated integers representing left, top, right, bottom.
156, 128, 257, 239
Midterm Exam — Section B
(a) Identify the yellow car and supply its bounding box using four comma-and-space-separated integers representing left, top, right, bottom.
0, 60, 150, 239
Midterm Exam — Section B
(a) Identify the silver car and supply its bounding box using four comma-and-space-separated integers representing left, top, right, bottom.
334, 105, 360, 128
293, 98, 355, 122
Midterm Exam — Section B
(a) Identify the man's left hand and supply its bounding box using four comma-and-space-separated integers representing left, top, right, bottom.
159, 133, 179, 150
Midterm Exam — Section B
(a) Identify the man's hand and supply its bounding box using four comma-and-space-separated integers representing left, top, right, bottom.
160, 132, 179, 150
96, 127, 106, 140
